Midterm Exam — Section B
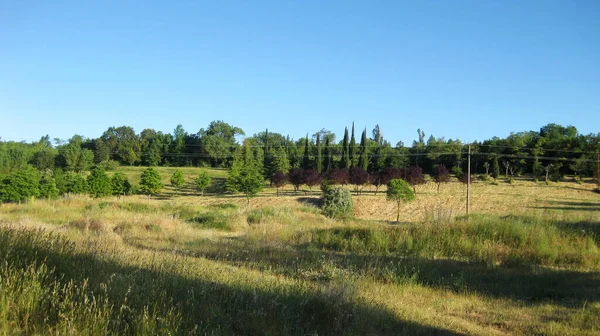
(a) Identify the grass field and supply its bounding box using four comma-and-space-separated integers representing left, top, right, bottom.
1, 167, 599, 335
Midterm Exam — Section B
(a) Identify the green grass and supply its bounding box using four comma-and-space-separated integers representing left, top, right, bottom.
1, 196, 600, 335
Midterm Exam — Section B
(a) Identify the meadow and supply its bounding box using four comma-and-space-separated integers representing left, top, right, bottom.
1, 167, 599, 335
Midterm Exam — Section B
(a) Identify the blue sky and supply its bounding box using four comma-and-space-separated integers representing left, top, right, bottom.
1, 1, 599, 145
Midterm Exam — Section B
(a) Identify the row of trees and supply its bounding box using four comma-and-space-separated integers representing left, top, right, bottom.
0, 166, 214, 203
1, 122, 598, 184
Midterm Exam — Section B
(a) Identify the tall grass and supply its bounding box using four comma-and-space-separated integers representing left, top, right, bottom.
298, 215, 600, 269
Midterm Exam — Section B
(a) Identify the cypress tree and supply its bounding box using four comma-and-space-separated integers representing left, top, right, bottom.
358, 128, 369, 171
349, 122, 357, 167
302, 134, 310, 170
492, 155, 500, 179
340, 128, 349, 169
323, 137, 332, 172
316, 133, 323, 173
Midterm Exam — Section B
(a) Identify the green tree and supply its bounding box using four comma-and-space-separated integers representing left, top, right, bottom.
316, 133, 323, 173
340, 127, 350, 169
199, 120, 245, 167
323, 136, 333, 172
87, 169, 112, 198
195, 171, 212, 196
492, 156, 500, 180
226, 159, 264, 204
111, 172, 132, 197
358, 128, 369, 171
39, 176, 59, 199
386, 179, 415, 223
56, 171, 88, 195
58, 143, 94, 173
272, 146, 291, 174
140, 167, 163, 197
170, 170, 185, 195
0, 167, 41, 203
302, 134, 310, 170
349, 122, 357, 167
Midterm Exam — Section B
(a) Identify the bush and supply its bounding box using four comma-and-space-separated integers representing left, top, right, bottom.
321, 186, 353, 219
87, 168, 112, 198
96, 160, 119, 171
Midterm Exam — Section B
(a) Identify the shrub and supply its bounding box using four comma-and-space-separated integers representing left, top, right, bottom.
0, 167, 41, 203
321, 186, 353, 219
96, 160, 119, 171
39, 176, 59, 199
87, 168, 112, 198
111, 172, 132, 197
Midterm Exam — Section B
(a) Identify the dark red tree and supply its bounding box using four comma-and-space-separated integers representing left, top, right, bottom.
433, 165, 450, 193
371, 171, 384, 195
288, 168, 306, 194
404, 166, 425, 193
328, 168, 349, 186
304, 169, 323, 192
349, 166, 370, 195
271, 171, 288, 196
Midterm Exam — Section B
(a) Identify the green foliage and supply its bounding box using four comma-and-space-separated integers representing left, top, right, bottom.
87, 169, 113, 198
170, 170, 185, 193
532, 159, 544, 181
321, 185, 353, 219
451, 165, 463, 177
0, 167, 41, 203
39, 176, 59, 199
386, 179, 415, 222
194, 171, 212, 195
492, 156, 500, 179
57, 143, 94, 172
96, 160, 119, 171
358, 128, 369, 171
110, 172, 132, 196
140, 168, 163, 196
57, 171, 88, 195
226, 159, 264, 204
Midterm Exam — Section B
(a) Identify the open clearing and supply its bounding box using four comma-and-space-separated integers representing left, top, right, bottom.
1, 168, 599, 335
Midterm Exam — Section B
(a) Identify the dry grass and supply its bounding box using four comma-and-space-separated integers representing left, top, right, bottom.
1, 176, 599, 335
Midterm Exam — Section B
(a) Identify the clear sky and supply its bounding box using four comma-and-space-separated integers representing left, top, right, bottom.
1, 1, 599, 146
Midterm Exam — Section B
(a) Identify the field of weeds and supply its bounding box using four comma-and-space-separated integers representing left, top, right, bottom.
1, 177, 599, 335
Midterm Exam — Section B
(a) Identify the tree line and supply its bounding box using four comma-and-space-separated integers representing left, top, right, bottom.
1, 121, 598, 184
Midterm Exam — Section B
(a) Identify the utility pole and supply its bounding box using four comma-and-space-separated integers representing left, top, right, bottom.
597, 152, 600, 190
467, 144, 471, 217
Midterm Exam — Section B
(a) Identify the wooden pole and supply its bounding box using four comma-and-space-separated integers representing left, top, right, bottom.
467, 144, 471, 217
597, 152, 600, 189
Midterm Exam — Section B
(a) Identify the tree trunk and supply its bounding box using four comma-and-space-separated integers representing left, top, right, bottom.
396, 201, 400, 223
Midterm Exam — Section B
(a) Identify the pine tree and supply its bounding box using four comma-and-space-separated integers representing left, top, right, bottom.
340, 127, 349, 169
302, 134, 310, 170
349, 122, 357, 167
272, 146, 291, 174
316, 133, 323, 173
358, 128, 369, 171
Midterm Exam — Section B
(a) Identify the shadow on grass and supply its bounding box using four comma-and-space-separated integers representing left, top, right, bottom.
141, 233, 600, 310
296, 197, 321, 207
2, 227, 462, 336
531, 206, 600, 212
